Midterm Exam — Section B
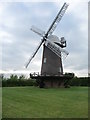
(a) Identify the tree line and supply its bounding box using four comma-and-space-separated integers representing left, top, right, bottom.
0, 74, 89, 87
0, 74, 37, 87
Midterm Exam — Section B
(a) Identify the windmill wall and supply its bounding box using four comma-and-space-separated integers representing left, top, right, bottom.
41, 45, 63, 76
43, 79, 65, 88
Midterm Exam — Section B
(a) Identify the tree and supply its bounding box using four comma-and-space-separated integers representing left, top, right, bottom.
0, 74, 4, 80
10, 74, 18, 81
19, 75, 25, 80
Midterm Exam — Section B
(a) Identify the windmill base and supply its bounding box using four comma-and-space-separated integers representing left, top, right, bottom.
30, 73, 74, 88
40, 79, 65, 88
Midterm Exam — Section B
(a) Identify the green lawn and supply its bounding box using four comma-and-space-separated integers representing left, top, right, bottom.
0, 87, 2, 120
2, 86, 88, 118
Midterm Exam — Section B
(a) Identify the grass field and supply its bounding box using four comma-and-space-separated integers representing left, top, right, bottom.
2, 86, 88, 118
0, 87, 2, 119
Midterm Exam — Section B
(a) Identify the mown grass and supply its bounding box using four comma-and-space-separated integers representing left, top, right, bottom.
0, 87, 2, 119
2, 86, 88, 118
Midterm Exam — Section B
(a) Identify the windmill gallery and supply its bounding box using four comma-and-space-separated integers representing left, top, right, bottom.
25, 3, 74, 88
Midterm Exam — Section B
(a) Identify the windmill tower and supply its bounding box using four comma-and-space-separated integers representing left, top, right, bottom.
41, 35, 66, 76
25, 3, 74, 88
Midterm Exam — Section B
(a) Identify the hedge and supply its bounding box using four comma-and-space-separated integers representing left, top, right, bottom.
1, 76, 89, 87
69, 77, 88, 86
2, 79, 37, 87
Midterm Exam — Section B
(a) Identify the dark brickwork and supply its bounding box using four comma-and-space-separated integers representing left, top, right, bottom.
41, 45, 63, 76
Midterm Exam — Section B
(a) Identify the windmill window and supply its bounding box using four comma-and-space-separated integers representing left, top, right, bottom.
44, 58, 47, 63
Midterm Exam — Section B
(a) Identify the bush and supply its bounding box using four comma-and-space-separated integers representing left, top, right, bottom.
2, 79, 37, 87
2, 74, 37, 87
69, 77, 88, 86
1, 74, 89, 87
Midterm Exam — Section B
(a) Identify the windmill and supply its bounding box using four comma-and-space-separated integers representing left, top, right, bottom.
25, 3, 74, 88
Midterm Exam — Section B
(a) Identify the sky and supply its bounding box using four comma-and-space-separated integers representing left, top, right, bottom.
0, 0, 89, 77
88, 2, 90, 76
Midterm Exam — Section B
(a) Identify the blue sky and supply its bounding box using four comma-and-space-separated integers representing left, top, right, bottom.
0, 0, 88, 77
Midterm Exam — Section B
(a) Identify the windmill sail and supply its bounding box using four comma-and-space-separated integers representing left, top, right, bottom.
25, 40, 44, 68
45, 40, 69, 58
25, 2, 69, 68
31, 25, 45, 37
45, 3, 69, 37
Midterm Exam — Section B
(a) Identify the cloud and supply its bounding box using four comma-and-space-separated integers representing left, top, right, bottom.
53, 1, 88, 77
0, 1, 88, 77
